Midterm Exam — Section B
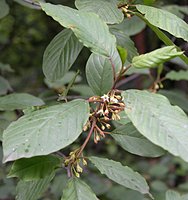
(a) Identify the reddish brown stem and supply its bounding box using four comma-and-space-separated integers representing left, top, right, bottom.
77, 118, 96, 157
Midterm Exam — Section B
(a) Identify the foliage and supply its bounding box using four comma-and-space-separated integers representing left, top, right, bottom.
0, 0, 188, 199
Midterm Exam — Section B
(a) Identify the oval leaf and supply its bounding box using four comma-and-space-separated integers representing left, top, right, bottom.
61, 178, 98, 200
16, 173, 54, 200
89, 157, 150, 195
75, 0, 123, 24
132, 46, 183, 69
0, 93, 45, 111
3, 99, 90, 163
0, 76, 12, 95
165, 70, 188, 81
8, 155, 60, 181
159, 90, 188, 113
111, 16, 146, 36
40, 3, 117, 58
136, 5, 188, 42
110, 28, 138, 63
43, 29, 83, 81
166, 190, 181, 200
0, 119, 10, 141
112, 123, 165, 157
0, 0, 9, 19
86, 53, 114, 95
122, 90, 188, 162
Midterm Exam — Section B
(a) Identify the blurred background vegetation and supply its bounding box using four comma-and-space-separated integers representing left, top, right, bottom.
0, 0, 188, 199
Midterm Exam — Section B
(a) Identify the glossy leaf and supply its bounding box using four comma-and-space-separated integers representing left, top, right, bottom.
136, 5, 188, 41
132, 46, 183, 69
16, 173, 54, 200
3, 99, 90, 163
0, 93, 45, 111
122, 90, 188, 162
86, 53, 114, 95
75, 0, 124, 24
89, 157, 150, 195
40, 3, 117, 58
0, 0, 9, 19
61, 178, 98, 200
112, 123, 165, 157
165, 70, 188, 81
8, 155, 60, 181
43, 29, 83, 81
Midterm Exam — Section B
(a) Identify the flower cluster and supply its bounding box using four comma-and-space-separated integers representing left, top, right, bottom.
86, 90, 125, 143
64, 149, 87, 178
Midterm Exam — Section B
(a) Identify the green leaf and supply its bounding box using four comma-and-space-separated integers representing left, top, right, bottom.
71, 84, 94, 97
111, 16, 146, 36
112, 123, 165, 157
43, 29, 83, 81
136, 5, 188, 42
86, 53, 114, 96
0, 76, 12, 96
0, 0, 9, 19
0, 63, 14, 73
89, 157, 150, 195
61, 178, 98, 200
8, 155, 60, 181
106, 185, 145, 200
132, 46, 183, 69
166, 190, 181, 200
0, 119, 10, 141
122, 90, 188, 162
117, 46, 127, 65
110, 28, 138, 63
3, 99, 90, 163
0, 93, 45, 111
163, 5, 188, 19
40, 3, 118, 58
159, 90, 188, 113
44, 71, 82, 89
151, 180, 167, 192
165, 70, 188, 81
75, 0, 124, 24
182, 194, 188, 200
16, 173, 54, 200
134, 12, 188, 65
